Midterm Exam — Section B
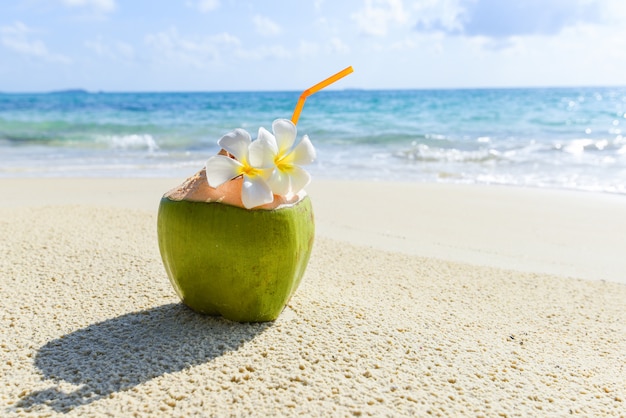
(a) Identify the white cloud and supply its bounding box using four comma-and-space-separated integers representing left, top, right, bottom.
0, 21, 30, 36
335, 0, 626, 89
252, 15, 282, 37
187, 0, 220, 13
599, 0, 626, 23
351, 0, 409, 36
0, 21, 70, 63
378, 14, 626, 88
351, 0, 467, 37
329, 37, 349, 54
459, 0, 602, 38
351, 0, 620, 41
144, 27, 240, 68
409, 0, 624, 39
411, 0, 468, 33
61, 0, 116, 13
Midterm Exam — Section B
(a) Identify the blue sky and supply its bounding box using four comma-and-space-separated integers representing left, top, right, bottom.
1, 0, 625, 92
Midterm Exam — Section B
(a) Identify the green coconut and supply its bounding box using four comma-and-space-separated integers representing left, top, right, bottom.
157, 169, 314, 322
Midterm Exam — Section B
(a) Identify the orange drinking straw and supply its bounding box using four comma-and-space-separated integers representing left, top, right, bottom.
291, 66, 354, 125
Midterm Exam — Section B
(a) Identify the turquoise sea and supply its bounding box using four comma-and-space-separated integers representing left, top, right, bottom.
1, 88, 625, 194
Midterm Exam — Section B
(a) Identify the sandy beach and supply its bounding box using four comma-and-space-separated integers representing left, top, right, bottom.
1, 177, 625, 416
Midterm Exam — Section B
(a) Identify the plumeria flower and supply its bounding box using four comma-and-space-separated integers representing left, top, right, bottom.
205, 128, 276, 209
251, 119, 316, 197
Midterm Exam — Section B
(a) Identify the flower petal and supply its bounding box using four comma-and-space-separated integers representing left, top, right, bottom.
254, 166, 275, 181
267, 168, 291, 196
288, 134, 316, 166
257, 126, 277, 147
249, 128, 278, 168
272, 119, 297, 155
241, 175, 274, 209
285, 165, 311, 195
205, 155, 242, 188
217, 128, 251, 162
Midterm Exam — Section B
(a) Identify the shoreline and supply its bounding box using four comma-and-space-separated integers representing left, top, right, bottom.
2, 177, 625, 283
1, 177, 625, 416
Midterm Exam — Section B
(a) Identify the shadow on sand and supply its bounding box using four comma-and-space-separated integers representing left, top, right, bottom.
13, 303, 270, 413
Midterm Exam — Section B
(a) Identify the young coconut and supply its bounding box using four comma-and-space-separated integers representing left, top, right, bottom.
157, 119, 315, 322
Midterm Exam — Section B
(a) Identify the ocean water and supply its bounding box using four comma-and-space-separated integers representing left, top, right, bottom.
1, 88, 625, 194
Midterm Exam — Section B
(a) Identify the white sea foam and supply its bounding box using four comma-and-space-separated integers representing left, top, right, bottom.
2, 88, 625, 194
99, 134, 160, 152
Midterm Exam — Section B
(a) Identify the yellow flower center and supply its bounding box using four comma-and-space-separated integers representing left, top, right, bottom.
240, 164, 261, 177
275, 155, 293, 172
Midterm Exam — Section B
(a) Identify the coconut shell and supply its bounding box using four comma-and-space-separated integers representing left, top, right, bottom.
157, 171, 315, 322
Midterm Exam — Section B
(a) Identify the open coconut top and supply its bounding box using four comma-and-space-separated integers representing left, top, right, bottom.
163, 169, 304, 210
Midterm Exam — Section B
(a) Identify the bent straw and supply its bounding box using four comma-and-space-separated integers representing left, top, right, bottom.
291, 66, 354, 125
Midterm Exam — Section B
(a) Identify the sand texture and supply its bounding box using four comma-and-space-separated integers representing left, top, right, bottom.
1, 179, 625, 417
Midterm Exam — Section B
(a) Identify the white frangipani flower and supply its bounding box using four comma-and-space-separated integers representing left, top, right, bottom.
251, 119, 316, 197
205, 128, 275, 209
205, 119, 316, 209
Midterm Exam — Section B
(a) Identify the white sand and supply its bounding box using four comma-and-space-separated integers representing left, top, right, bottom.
1, 178, 625, 416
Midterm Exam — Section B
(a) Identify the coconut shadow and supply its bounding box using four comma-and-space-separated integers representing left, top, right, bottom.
13, 303, 271, 414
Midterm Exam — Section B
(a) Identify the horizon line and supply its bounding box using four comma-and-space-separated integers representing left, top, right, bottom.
1, 84, 625, 95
